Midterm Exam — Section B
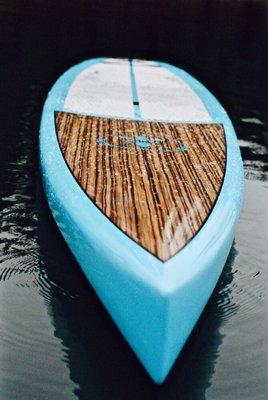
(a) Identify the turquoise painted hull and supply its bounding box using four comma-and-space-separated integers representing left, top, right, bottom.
40, 58, 244, 383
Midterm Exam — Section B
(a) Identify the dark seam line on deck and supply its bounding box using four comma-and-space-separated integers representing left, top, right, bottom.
129, 59, 142, 120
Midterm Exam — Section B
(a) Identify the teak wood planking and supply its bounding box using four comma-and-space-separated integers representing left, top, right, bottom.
55, 111, 226, 261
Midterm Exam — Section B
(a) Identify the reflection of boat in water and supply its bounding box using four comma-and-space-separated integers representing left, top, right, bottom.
37, 182, 239, 399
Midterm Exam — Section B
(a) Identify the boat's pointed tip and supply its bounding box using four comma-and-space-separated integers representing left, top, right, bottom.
134, 335, 176, 384
144, 357, 174, 385
150, 371, 169, 385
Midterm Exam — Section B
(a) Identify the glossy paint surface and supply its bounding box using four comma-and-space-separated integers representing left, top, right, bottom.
40, 58, 243, 383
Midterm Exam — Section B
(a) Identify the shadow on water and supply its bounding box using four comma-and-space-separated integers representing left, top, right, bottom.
37, 181, 239, 400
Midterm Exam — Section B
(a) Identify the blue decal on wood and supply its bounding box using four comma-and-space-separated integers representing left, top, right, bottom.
96, 132, 189, 153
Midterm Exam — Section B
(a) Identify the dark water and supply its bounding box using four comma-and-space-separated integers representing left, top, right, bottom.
1, 1, 267, 399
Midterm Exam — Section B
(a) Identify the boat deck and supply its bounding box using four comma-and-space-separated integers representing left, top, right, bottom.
56, 111, 226, 261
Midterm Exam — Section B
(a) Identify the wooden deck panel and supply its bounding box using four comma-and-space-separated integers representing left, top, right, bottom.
55, 111, 226, 261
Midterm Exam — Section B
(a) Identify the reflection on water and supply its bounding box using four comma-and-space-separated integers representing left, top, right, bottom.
0, 0, 267, 399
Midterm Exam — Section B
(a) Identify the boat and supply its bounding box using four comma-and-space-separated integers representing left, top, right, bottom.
40, 58, 244, 383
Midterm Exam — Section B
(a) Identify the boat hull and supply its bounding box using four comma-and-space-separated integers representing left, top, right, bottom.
40, 58, 244, 383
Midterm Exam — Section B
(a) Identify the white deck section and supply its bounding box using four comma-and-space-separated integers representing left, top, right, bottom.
133, 59, 211, 122
64, 58, 134, 118
64, 58, 211, 122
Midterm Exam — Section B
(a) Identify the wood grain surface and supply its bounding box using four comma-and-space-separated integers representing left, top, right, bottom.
55, 111, 226, 261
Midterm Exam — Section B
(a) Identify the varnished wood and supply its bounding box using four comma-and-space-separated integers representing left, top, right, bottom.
55, 111, 226, 261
